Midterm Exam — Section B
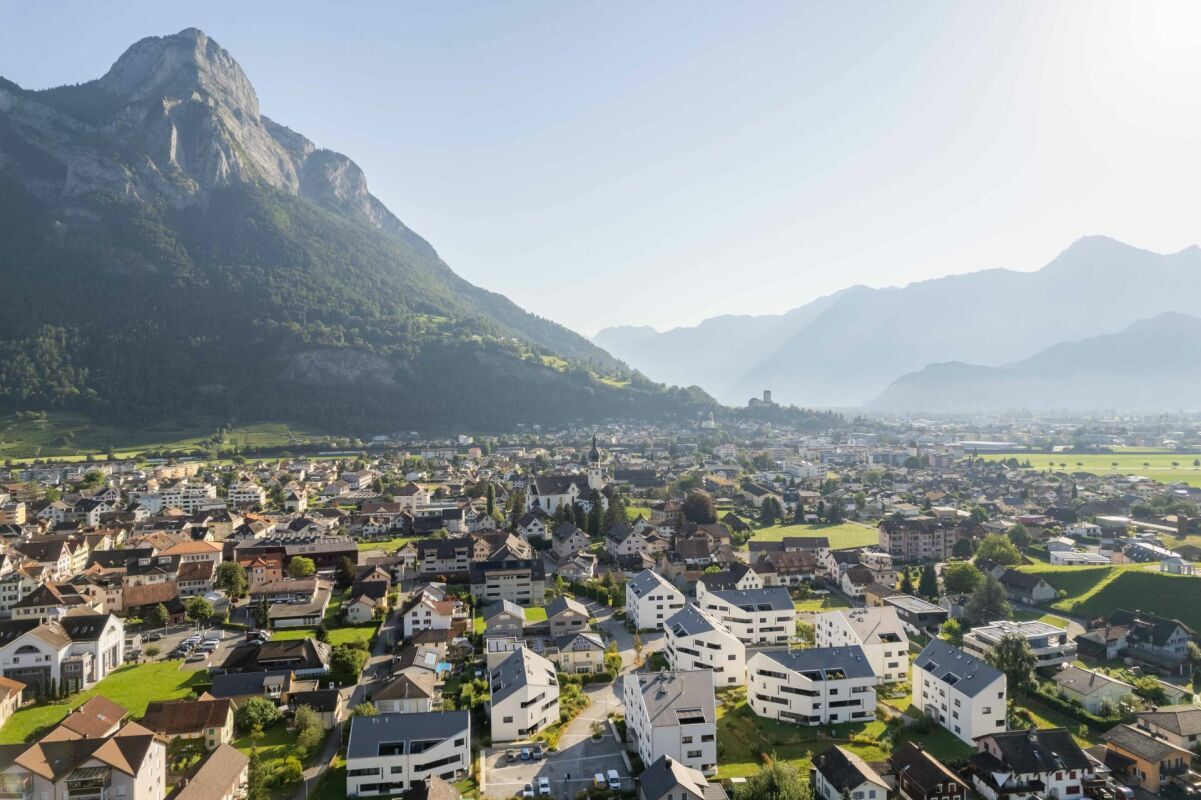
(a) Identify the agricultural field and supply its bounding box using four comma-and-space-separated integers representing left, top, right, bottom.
979, 451, 1201, 486
0, 411, 326, 462
1016, 562, 1201, 630
746, 521, 879, 550
0, 660, 208, 744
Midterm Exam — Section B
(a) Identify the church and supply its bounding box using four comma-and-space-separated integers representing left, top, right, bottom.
525, 436, 609, 513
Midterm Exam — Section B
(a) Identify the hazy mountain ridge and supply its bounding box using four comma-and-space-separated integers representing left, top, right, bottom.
602, 237, 1201, 408
872, 312, 1201, 412
0, 28, 715, 431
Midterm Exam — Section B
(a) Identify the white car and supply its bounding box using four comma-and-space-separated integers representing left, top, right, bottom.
521, 785, 534, 799
537, 777, 551, 796
607, 770, 621, 790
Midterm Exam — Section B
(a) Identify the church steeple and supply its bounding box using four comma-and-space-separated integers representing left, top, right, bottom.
588, 435, 601, 464
587, 436, 604, 490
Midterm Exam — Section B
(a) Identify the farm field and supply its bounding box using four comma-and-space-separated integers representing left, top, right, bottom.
1016, 562, 1201, 629
979, 451, 1201, 486
0, 412, 326, 462
0, 660, 207, 744
746, 521, 879, 550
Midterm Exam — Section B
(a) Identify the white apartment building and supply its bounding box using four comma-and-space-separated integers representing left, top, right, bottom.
345, 711, 470, 796
912, 640, 1007, 745
694, 585, 795, 646
746, 647, 876, 726
626, 569, 685, 631
663, 605, 746, 688
963, 619, 1077, 670
814, 607, 909, 684
624, 671, 717, 777
488, 648, 560, 743
228, 478, 267, 507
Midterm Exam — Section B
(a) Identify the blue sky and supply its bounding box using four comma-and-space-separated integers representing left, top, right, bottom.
4, 1, 1201, 335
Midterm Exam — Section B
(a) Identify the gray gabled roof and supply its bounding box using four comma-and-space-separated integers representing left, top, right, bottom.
631, 671, 715, 728
484, 599, 524, 622
639, 755, 727, 800
706, 586, 793, 612
488, 647, 558, 705
753, 646, 874, 681
665, 605, 726, 639
627, 569, 676, 598
913, 640, 1004, 698
346, 711, 468, 759
544, 595, 587, 619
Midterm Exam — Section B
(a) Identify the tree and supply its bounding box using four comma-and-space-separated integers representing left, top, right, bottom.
235, 697, 282, 734
334, 556, 356, 589
918, 563, 939, 599
485, 483, 496, 516
214, 562, 248, 598
952, 537, 976, 558
965, 574, 1012, 625
942, 561, 983, 594
732, 759, 813, 800
633, 634, 644, 667
253, 596, 270, 629
681, 491, 717, 525
145, 603, 169, 629
349, 702, 378, 717
941, 618, 963, 644
331, 644, 368, 680
587, 495, 603, 537
760, 496, 783, 526
604, 642, 622, 676
185, 596, 214, 626
986, 633, 1037, 693
975, 534, 1022, 566
288, 557, 316, 579
246, 748, 270, 800
1007, 523, 1033, 551
293, 705, 324, 758
900, 568, 915, 595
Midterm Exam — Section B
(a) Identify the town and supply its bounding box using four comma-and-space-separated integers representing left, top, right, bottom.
0, 414, 1198, 800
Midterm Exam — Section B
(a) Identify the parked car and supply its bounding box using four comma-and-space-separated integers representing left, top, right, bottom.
531, 743, 544, 760
521, 785, 534, 799
505, 751, 516, 763
537, 778, 551, 796
143, 633, 162, 642
607, 770, 621, 790
593, 774, 605, 788
186, 652, 207, 663
520, 747, 531, 761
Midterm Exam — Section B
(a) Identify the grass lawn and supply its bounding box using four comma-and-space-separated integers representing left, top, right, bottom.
311, 757, 345, 800
627, 505, 651, 520
794, 594, 852, 612
357, 536, 421, 552
1016, 562, 1201, 630
524, 607, 547, 622
1013, 610, 1069, 629
271, 625, 375, 646
0, 660, 208, 744
232, 722, 327, 800
979, 451, 1201, 486
1012, 697, 1099, 748
746, 522, 879, 550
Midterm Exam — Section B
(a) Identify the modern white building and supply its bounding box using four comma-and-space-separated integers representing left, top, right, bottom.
626, 569, 685, 631
227, 478, 267, 507
663, 605, 746, 688
746, 647, 876, 726
624, 671, 717, 777
0, 612, 125, 692
694, 585, 795, 646
912, 640, 1007, 745
344, 711, 470, 796
814, 607, 909, 684
488, 648, 560, 743
962, 619, 1077, 670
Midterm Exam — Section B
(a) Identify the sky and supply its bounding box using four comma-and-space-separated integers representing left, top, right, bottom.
4, 1, 1201, 337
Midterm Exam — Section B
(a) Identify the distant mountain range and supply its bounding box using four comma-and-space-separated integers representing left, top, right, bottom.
872, 312, 1201, 412
595, 237, 1201, 409
0, 29, 714, 432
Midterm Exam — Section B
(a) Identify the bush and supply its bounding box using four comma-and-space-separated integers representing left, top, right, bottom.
235, 696, 282, 734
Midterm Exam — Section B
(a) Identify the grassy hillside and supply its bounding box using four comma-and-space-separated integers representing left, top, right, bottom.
0, 412, 326, 462
1017, 563, 1201, 629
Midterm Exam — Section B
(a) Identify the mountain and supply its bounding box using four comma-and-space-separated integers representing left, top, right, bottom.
593, 289, 849, 402
872, 312, 1201, 412
602, 237, 1201, 407
0, 29, 714, 432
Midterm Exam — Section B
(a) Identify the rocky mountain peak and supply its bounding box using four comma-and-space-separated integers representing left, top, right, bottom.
98, 28, 261, 119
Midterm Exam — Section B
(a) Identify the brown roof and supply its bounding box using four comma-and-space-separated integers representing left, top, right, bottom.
122, 582, 179, 607
141, 698, 232, 736
59, 696, 129, 738
0, 676, 24, 701
177, 560, 215, 582
176, 744, 249, 800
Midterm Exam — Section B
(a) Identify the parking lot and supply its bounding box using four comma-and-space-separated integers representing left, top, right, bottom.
482, 721, 630, 799
129, 626, 246, 671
